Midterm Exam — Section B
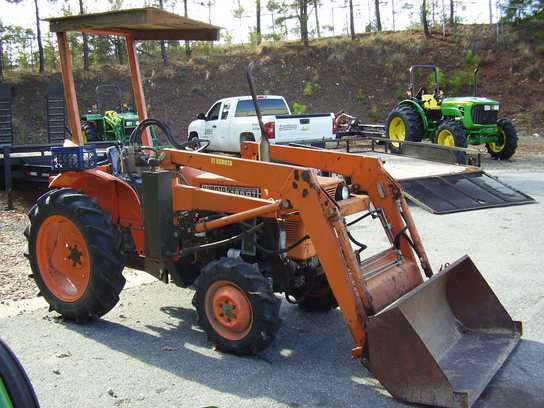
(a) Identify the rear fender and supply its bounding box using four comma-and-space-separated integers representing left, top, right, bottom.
399, 100, 429, 130
49, 169, 145, 253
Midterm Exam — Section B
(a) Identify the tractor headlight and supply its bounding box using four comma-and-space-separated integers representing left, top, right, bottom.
484, 105, 491, 111
335, 183, 350, 201
493, 105, 500, 110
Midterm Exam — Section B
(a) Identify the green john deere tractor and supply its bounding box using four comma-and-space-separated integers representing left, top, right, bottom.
80, 84, 157, 144
386, 65, 518, 160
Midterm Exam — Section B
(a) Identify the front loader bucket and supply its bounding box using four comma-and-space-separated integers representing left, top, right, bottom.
366, 255, 521, 408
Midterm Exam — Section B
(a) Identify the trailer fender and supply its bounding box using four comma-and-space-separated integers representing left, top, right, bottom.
49, 169, 144, 252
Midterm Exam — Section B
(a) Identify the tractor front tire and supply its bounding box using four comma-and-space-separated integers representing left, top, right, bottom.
435, 120, 467, 164
195, 258, 281, 354
486, 117, 518, 160
385, 105, 424, 154
25, 188, 126, 321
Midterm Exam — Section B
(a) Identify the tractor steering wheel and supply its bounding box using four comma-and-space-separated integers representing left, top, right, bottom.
177, 137, 210, 152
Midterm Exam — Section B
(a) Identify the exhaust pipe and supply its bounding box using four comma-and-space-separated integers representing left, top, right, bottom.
246, 61, 270, 162
366, 255, 521, 407
473, 67, 479, 97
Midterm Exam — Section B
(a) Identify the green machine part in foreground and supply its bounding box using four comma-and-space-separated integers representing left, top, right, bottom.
386, 65, 518, 161
0, 339, 39, 408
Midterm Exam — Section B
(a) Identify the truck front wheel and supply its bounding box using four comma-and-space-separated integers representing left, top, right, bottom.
195, 258, 281, 354
486, 117, 518, 160
25, 188, 126, 321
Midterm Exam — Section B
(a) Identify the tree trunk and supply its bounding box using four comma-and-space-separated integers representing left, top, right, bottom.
422, 0, 431, 37
0, 39, 3, 80
79, 0, 89, 71
349, 0, 355, 40
34, 0, 44, 73
314, 0, 321, 38
449, 0, 455, 26
184, 0, 191, 57
256, 0, 262, 45
375, 0, 382, 31
299, 0, 309, 46
159, 0, 169, 66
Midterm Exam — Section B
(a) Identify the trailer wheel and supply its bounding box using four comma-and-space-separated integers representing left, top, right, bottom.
195, 258, 281, 354
385, 105, 424, 154
82, 121, 98, 142
486, 117, 518, 160
434, 120, 467, 164
290, 274, 338, 312
25, 188, 126, 321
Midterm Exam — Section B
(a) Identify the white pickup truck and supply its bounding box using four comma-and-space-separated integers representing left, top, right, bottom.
188, 95, 337, 152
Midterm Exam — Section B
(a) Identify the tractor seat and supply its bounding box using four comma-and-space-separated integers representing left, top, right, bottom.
107, 145, 123, 175
422, 94, 441, 110
106, 145, 142, 188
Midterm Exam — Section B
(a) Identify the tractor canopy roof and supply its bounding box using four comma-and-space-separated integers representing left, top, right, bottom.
45, 7, 220, 41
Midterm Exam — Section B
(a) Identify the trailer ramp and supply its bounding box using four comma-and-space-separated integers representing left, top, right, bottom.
399, 170, 534, 214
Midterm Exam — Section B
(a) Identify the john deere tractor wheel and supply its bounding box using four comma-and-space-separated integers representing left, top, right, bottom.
25, 188, 126, 321
195, 257, 281, 354
486, 117, 518, 160
435, 120, 467, 164
82, 121, 98, 142
289, 273, 338, 312
385, 105, 424, 154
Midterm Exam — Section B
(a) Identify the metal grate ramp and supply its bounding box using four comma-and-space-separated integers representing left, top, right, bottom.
46, 82, 66, 144
399, 170, 535, 214
0, 83, 13, 145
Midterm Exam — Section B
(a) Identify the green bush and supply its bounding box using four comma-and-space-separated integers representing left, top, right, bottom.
462, 49, 480, 68
292, 103, 307, 114
302, 81, 321, 96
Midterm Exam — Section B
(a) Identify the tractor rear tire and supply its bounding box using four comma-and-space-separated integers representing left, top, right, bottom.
25, 188, 126, 321
385, 105, 424, 154
195, 257, 281, 354
434, 120, 467, 164
82, 121, 98, 142
486, 117, 518, 160
290, 274, 338, 312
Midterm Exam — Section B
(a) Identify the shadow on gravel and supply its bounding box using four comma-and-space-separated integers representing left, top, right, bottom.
56, 302, 395, 407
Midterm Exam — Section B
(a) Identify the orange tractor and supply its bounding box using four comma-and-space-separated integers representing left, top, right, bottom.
25, 8, 520, 408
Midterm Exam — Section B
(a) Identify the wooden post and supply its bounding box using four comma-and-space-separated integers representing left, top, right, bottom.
125, 35, 153, 146
56, 31, 83, 145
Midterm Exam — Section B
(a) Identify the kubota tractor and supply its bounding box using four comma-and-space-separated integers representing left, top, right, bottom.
386, 65, 518, 160
26, 9, 521, 408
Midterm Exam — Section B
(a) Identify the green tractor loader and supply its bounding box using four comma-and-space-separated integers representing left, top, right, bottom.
386, 65, 518, 161
80, 84, 157, 144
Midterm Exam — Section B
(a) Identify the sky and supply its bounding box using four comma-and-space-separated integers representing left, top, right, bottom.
2, 0, 503, 45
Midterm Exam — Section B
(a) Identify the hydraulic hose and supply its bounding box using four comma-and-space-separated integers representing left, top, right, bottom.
129, 118, 186, 149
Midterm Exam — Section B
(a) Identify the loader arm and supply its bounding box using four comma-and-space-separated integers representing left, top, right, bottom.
240, 143, 431, 273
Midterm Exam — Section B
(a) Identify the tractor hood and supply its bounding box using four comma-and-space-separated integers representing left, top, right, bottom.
442, 96, 499, 107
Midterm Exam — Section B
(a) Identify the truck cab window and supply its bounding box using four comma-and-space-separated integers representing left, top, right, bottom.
207, 102, 221, 121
